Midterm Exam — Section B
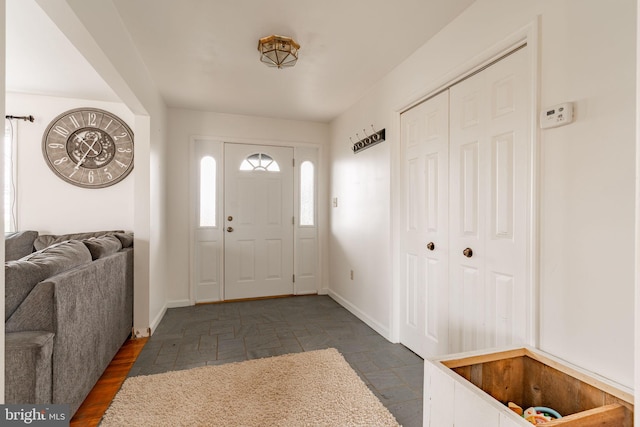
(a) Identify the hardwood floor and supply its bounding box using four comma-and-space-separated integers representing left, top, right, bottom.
70, 337, 148, 427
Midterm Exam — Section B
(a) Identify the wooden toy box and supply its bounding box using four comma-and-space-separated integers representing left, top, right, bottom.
424, 347, 633, 427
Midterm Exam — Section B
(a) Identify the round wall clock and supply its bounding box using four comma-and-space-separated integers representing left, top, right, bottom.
42, 108, 134, 188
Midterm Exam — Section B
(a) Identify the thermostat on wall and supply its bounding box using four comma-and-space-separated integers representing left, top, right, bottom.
540, 102, 574, 129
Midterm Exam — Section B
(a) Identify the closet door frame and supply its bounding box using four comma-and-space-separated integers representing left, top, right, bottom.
390, 20, 540, 349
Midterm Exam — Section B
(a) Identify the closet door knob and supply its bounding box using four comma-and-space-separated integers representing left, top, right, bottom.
227, 227, 234, 232
463, 248, 473, 258
426, 242, 435, 251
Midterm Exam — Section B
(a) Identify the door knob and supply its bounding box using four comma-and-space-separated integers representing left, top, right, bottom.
227, 216, 233, 221
426, 242, 435, 251
227, 227, 234, 232
463, 248, 473, 258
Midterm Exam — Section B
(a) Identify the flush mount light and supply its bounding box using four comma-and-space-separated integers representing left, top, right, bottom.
258, 35, 300, 69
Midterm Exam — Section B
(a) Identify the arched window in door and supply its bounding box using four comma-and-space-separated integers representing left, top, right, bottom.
240, 153, 280, 172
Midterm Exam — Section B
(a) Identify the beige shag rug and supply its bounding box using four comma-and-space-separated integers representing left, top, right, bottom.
101, 348, 400, 427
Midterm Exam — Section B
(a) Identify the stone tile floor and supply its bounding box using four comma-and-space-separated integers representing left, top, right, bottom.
129, 295, 423, 426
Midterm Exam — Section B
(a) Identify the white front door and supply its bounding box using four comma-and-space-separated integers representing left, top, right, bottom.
448, 46, 530, 352
399, 91, 450, 358
224, 143, 295, 300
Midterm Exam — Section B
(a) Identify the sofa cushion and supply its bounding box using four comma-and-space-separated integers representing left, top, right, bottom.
113, 232, 134, 248
5, 240, 92, 321
5, 231, 38, 261
34, 230, 124, 251
83, 235, 123, 260
5, 261, 49, 322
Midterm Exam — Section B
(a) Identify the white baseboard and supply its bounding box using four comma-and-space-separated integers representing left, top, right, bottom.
148, 303, 168, 336
327, 290, 391, 341
144, 300, 191, 337
167, 299, 192, 308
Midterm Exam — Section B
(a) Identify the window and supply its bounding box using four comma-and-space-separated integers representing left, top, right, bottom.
4, 120, 16, 232
240, 153, 280, 172
300, 161, 315, 226
199, 156, 216, 227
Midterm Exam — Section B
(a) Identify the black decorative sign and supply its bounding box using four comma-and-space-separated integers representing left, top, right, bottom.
352, 129, 385, 153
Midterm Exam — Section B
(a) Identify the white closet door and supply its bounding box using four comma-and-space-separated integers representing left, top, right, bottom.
399, 91, 450, 358
448, 46, 530, 352
399, 46, 531, 358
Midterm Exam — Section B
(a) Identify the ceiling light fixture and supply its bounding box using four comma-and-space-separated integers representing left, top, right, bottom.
258, 35, 300, 69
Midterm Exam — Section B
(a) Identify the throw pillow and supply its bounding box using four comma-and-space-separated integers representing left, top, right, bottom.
4, 231, 38, 261
23, 240, 93, 277
83, 235, 123, 260
113, 232, 134, 248
34, 230, 124, 251
5, 240, 92, 321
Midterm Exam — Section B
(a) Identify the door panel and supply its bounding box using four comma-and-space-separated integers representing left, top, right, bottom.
399, 91, 450, 358
224, 144, 294, 300
449, 46, 529, 353
399, 46, 531, 357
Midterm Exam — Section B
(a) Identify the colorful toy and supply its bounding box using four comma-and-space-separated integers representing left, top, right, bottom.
525, 413, 551, 424
534, 407, 562, 419
518, 405, 562, 424
508, 402, 523, 416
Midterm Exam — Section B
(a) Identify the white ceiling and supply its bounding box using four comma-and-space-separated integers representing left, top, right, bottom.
6, 0, 120, 104
7, 0, 476, 123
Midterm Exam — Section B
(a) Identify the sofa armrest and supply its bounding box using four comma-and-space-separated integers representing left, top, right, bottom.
5, 331, 54, 404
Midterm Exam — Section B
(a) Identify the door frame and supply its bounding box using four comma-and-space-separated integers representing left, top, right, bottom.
188, 135, 324, 304
390, 19, 541, 348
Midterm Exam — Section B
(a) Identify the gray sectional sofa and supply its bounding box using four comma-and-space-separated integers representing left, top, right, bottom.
4, 230, 134, 416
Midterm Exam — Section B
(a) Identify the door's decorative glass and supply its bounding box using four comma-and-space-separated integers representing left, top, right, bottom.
240, 153, 280, 172
199, 156, 217, 227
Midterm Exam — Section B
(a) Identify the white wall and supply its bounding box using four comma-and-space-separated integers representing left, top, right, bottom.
329, 0, 635, 389
6, 92, 134, 234
1, 0, 6, 401
166, 109, 330, 305
636, 2, 640, 417
37, 0, 169, 336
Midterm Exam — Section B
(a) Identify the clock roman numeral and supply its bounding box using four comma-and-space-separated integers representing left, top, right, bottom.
69, 115, 80, 129
53, 126, 69, 137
